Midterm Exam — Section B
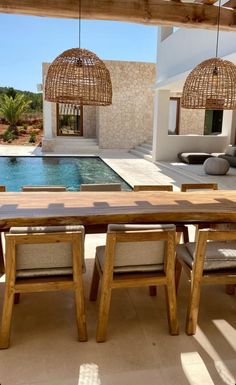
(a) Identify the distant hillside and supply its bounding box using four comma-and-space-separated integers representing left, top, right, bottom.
0, 86, 42, 112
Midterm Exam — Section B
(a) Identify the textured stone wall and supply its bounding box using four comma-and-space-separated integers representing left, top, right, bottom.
179, 108, 205, 135
98, 60, 156, 149
43, 61, 155, 148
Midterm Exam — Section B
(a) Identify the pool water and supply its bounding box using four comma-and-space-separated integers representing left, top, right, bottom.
0, 156, 132, 192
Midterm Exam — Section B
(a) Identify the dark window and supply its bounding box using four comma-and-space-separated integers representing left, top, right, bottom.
204, 110, 223, 135
168, 97, 180, 135
57, 104, 83, 136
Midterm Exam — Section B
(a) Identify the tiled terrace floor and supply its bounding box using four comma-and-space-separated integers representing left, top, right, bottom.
0, 146, 235, 385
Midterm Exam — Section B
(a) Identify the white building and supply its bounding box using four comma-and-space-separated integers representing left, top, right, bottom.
152, 26, 236, 161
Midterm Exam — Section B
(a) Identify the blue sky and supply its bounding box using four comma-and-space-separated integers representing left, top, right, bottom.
0, 14, 157, 92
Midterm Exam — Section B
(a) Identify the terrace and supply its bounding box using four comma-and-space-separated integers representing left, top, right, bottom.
0, 146, 235, 385
0, 1, 236, 384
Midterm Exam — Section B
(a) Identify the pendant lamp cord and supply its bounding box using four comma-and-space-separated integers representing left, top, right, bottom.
79, 0, 81, 49
215, 0, 221, 58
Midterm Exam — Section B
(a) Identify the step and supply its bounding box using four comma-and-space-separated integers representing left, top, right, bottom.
134, 145, 152, 155
141, 143, 153, 151
55, 137, 98, 145
129, 149, 153, 162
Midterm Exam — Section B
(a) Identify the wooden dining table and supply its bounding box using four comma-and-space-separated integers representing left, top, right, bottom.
0, 189, 236, 274
0, 190, 236, 228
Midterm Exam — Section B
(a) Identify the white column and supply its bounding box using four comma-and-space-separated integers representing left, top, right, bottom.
152, 89, 170, 161
43, 100, 53, 139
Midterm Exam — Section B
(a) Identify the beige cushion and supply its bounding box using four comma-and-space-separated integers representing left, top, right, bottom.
8, 226, 85, 278
97, 224, 176, 273
177, 241, 236, 270
80, 183, 121, 191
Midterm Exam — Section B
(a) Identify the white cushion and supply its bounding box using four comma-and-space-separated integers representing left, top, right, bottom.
177, 241, 236, 270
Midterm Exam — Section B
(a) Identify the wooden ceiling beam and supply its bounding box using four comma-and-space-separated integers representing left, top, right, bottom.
0, 0, 235, 31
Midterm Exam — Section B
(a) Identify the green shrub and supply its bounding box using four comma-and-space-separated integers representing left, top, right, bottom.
29, 131, 36, 143
3, 128, 16, 142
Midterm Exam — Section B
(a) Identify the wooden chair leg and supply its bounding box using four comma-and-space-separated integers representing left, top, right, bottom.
149, 286, 157, 296
74, 275, 87, 342
186, 273, 201, 335
89, 261, 100, 301
175, 259, 182, 293
96, 272, 113, 343
165, 282, 179, 335
225, 284, 235, 295
0, 280, 15, 348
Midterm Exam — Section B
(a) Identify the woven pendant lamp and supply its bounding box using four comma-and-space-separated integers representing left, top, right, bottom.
182, 0, 236, 110
44, 0, 112, 106
182, 58, 236, 110
45, 48, 112, 106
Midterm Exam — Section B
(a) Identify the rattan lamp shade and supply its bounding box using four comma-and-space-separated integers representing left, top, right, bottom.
45, 48, 112, 106
181, 58, 236, 110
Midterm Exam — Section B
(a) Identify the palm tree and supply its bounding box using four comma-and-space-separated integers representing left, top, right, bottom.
0, 93, 31, 135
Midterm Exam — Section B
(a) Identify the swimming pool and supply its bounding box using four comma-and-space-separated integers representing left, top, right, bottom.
0, 156, 132, 191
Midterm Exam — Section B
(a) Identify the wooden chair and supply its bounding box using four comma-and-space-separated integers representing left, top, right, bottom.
80, 183, 121, 191
180, 183, 218, 192
181, 183, 234, 296
0, 225, 87, 348
22, 185, 67, 192
176, 228, 236, 335
133, 184, 189, 296
90, 224, 179, 342
133, 184, 173, 192
0, 186, 6, 275
181, 183, 218, 237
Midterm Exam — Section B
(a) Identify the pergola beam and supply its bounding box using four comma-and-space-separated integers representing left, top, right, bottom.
0, 0, 235, 31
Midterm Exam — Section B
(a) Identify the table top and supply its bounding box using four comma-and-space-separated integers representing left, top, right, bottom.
0, 190, 236, 229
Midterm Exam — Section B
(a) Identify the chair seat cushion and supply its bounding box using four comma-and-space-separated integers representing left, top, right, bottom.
177, 241, 236, 270
96, 245, 164, 273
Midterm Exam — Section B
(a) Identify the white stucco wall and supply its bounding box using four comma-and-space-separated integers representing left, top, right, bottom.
152, 90, 230, 162
157, 28, 236, 88
152, 28, 236, 161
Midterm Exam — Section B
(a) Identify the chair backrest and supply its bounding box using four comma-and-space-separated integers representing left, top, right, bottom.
0, 186, 6, 192
22, 185, 67, 192
181, 183, 218, 192
133, 185, 173, 192
5, 225, 85, 278
80, 183, 121, 191
104, 224, 176, 273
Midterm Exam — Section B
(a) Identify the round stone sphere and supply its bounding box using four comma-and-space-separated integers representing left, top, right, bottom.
203, 157, 230, 175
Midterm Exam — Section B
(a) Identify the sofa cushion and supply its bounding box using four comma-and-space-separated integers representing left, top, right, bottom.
225, 145, 236, 157
178, 152, 213, 164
